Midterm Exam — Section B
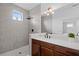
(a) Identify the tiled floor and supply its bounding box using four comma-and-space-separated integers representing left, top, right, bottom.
0, 45, 30, 56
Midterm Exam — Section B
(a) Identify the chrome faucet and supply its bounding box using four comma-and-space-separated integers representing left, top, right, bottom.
77, 33, 79, 36
44, 33, 50, 38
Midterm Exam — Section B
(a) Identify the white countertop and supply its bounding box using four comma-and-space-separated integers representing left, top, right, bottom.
30, 33, 79, 51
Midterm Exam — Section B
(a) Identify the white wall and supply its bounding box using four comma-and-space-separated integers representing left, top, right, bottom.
52, 3, 79, 34
29, 4, 41, 33
0, 3, 29, 54
52, 19, 63, 34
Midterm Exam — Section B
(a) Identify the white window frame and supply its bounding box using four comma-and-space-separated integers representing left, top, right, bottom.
67, 23, 73, 27
12, 10, 23, 21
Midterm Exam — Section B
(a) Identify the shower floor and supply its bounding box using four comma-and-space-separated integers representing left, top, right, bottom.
0, 45, 30, 56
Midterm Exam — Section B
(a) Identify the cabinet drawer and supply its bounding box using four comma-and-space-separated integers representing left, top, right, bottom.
32, 39, 41, 45
40, 41, 54, 50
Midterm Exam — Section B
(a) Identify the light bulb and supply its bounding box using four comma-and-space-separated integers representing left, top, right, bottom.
51, 12, 54, 14
47, 13, 49, 16
49, 9, 52, 12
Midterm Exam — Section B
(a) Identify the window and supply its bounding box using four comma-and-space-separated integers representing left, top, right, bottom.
67, 24, 73, 27
12, 10, 23, 21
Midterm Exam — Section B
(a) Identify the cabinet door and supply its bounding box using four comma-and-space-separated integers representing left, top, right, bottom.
55, 45, 79, 56
32, 43, 40, 56
40, 46, 54, 56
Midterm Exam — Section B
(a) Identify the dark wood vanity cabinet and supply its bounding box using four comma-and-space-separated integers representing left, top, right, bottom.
32, 44, 40, 56
32, 39, 40, 56
54, 45, 79, 56
32, 39, 54, 56
40, 41, 54, 56
40, 46, 54, 56
32, 39, 79, 56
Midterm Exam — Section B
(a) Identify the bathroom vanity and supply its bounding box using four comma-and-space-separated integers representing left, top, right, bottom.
30, 33, 79, 56
32, 39, 79, 56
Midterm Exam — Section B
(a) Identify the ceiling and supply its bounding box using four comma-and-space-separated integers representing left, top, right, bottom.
14, 3, 39, 10
41, 3, 68, 11
14, 3, 68, 11
41, 3, 69, 15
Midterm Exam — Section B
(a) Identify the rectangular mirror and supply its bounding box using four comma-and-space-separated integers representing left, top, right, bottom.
41, 15, 52, 34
